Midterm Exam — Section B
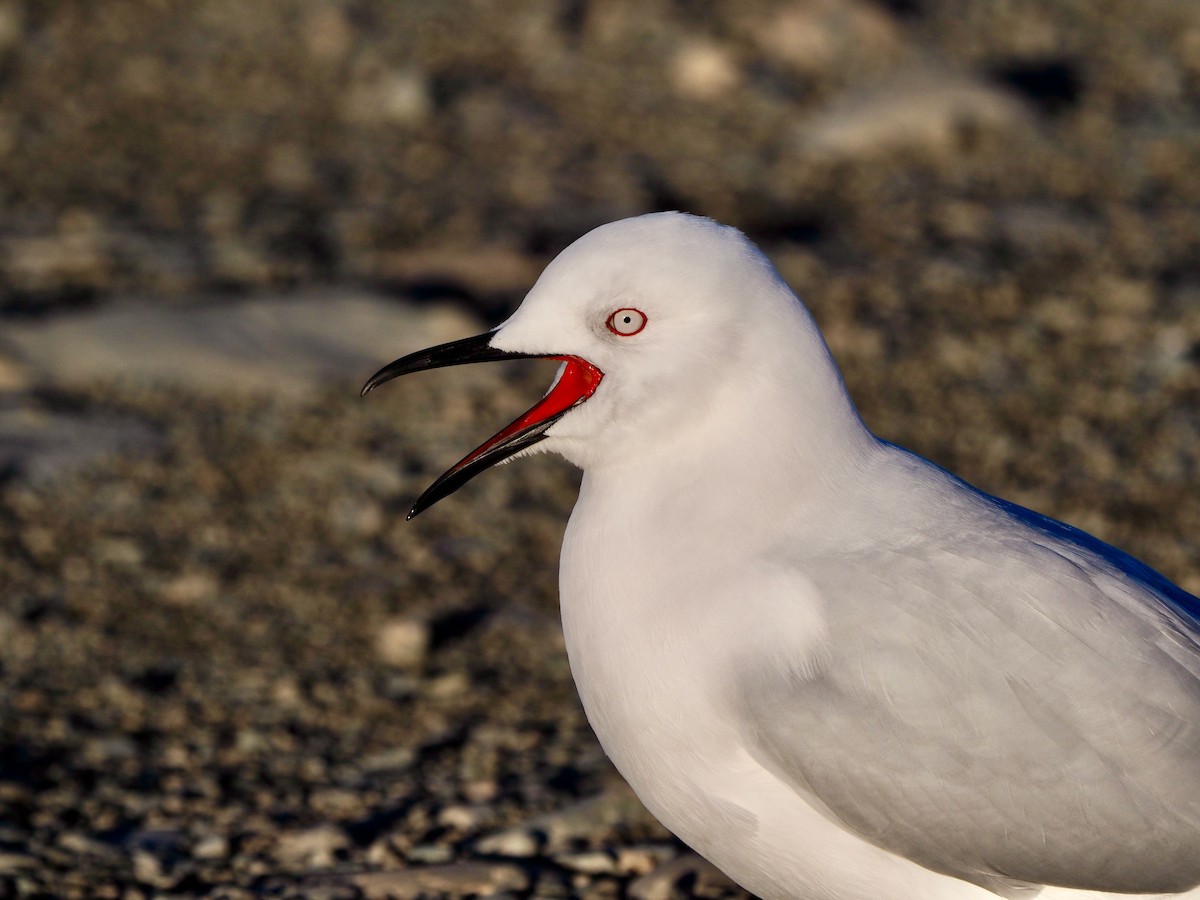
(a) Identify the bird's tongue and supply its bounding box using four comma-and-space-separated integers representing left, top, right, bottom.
450, 355, 604, 472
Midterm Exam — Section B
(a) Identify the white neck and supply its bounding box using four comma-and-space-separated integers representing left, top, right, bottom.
571, 300, 879, 556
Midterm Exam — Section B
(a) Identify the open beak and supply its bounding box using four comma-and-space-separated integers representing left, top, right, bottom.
361, 331, 604, 519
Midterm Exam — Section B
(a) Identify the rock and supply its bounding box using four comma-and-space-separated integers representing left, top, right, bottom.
424, 670, 470, 700
158, 569, 220, 606
0, 406, 162, 483
671, 39, 742, 100
375, 617, 430, 668
462, 778, 500, 804
124, 829, 188, 858
80, 734, 138, 764
615, 844, 677, 877
436, 804, 488, 831
473, 827, 540, 858
554, 850, 617, 875
280, 864, 530, 897
286, 886, 358, 900
367, 247, 542, 299
995, 202, 1102, 262
0, 852, 37, 874
330, 495, 385, 539
0, 353, 28, 391
1, 229, 112, 295
2, 292, 484, 398
524, 785, 652, 849
126, 835, 186, 890
191, 834, 229, 861
474, 785, 653, 858
303, 6, 353, 63
345, 862, 529, 899
1096, 276, 1155, 315
794, 67, 1031, 161
265, 143, 316, 193
626, 852, 739, 900
131, 850, 163, 883
404, 843, 453, 864
360, 746, 418, 774
56, 831, 122, 861
275, 825, 350, 868
93, 538, 145, 568
343, 68, 433, 125
0, 4, 23, 56
0, 612, 19, 645
745, 0, 903, 76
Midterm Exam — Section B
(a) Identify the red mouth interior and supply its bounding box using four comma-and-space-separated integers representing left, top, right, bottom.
452, 355, 604, 471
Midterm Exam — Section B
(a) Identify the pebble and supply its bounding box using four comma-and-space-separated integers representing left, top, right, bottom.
274, 825, 350, 867
0, 408, 162, 484
349, 862, 530, 899
2, 293, 484, 399
81, 735, 137, 764
405, 842, 454, 864
131, 850, 163, 883
627, 853, 739, 900
0, 354, 28, 391
0, 852, 38, 874
343, 69, 433, 125
359, 746, 418, 774
94, 537, 145, 567
671, 39, 741, 100
425, 670, 470, 699
462, 778, 499, 803
436, 803, 487, 831
372, 248, 541, 300
522, 786, 652, 851
473, 827, 540, 858
377, 672, 420, 700
125, 829, 187, 857
615, 844, 677, 877
554, 850, 618, 875
192, 834, 229, 861
289, 886, 358, 900
159, 570, 219, 606
795, 67, 1030, 161
375, 617, 430, 668
749, 0, 901, 75
330, 495, 385, 538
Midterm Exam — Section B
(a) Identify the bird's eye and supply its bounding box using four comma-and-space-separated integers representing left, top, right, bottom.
606, 308, 647, 337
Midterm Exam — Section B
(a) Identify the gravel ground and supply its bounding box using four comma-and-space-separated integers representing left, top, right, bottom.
1, 0, 1199, 897
0, 375, 699, 899
2, 0, 1199, 309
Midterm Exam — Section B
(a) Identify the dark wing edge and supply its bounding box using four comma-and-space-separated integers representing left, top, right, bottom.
988, 495, 1200, 640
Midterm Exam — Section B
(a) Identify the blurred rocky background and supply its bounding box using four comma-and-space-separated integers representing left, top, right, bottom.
1, 0, 1198, 897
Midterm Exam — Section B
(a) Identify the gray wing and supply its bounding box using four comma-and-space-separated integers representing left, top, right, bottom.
740, 516, 1200, 894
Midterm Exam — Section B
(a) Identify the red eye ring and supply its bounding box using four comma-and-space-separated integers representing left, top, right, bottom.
606, 308, 647, 336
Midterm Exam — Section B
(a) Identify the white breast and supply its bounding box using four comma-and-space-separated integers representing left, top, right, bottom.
557, 483, 1006, 900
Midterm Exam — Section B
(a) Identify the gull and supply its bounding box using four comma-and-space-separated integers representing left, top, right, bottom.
362, 212, 1200, 900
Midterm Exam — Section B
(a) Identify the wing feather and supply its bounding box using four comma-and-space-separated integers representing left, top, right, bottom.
738, 500, 1200, 894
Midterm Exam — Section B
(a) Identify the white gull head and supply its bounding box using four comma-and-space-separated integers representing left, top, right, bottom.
491, 212, 866, 467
